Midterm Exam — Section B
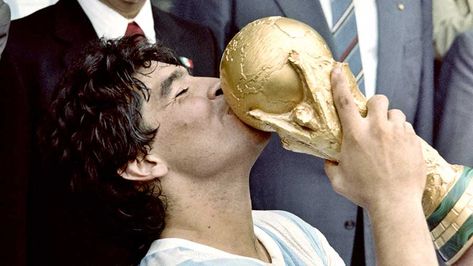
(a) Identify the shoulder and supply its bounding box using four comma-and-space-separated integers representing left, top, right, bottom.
253, 210, 322, 237
4, 0, 94, 63
141, 238, 266, 265
2, 5, 55, 63
252, 210, 328, 250
253, 210, 344, 265
253, 210, 307, 224
8, 0, 87, 40
10, 2, 56, 30
7, 2, 60, 47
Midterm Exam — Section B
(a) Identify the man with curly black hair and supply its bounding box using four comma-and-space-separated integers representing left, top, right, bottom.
44, 36, 437, 265
43, 36, 182, 264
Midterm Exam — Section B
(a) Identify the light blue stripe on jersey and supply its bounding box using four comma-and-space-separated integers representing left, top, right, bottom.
177, 258, 262, 266
140, 210, 337, 266
141, 247, 264, 266
254, 224, 307, 266
272, 211, 328, 266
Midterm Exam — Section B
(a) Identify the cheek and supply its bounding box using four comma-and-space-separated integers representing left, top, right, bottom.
153, 105, 218, 173
155, 99, 214, 144
175, 98, 213, 128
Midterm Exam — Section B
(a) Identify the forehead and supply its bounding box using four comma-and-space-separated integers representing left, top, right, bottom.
136, 61, 186, 96
137, 62, 179, 125
137, 61, 180, 83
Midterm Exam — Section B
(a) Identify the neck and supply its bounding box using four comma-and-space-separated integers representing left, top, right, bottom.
99, 0, 145, 19
160, 169, 270, 262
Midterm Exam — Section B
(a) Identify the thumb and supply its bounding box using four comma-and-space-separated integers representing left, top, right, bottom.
324, 160, 341, 185
325, 160, 350, 199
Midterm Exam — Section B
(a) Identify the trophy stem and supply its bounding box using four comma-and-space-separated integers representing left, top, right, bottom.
420, 138, 473, 264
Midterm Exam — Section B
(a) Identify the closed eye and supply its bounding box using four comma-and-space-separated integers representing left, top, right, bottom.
176, 87, 189, 98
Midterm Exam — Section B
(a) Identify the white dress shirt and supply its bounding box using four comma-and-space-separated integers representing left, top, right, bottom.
77, 0, 156, 43
319, 0, 378, 97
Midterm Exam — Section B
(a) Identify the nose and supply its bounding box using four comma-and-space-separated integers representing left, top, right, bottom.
203, 77, 222, 100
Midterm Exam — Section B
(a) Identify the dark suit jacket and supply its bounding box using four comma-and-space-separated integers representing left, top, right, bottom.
171, 1, 434, 265
0, 1, 217, 265
435, 29, 473, 167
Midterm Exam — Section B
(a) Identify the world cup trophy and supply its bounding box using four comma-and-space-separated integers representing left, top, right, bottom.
220, 16, 473, 264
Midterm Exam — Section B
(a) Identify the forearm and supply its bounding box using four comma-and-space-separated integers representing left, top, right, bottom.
369, 199, 438, 266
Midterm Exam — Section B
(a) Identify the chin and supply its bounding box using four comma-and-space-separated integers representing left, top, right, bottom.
242, 121, 271, 148
227, 111, 271, 150
252, 126, 271, 144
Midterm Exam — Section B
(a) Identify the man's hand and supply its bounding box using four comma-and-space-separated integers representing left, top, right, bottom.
325, 65, 427, 212
325, 65, 437, 266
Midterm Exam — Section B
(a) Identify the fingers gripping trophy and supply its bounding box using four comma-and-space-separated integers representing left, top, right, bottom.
220, 16, 473, 265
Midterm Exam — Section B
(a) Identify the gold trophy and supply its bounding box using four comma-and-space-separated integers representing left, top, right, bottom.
220, 16, 473, 264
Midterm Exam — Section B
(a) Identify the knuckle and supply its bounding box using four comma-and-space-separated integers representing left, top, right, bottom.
377, 94, 389, 104
369, 94, 388, 105
335, 95, 351, 109
367, 95, 389, 112
388, 108, 403, 116
405, 121, 414, 131
393, 123, 405, 134
389, 109, 407, 121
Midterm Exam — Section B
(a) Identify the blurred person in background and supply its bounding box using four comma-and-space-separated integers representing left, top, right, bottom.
433, 0, 473, 60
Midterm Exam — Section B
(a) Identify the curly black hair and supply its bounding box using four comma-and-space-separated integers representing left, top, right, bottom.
43, 35, 180, 262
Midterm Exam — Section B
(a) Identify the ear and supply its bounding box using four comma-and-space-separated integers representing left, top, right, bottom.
118, 155, 168, 182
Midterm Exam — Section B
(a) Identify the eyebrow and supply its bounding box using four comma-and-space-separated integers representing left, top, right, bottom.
160, 69, 184, 98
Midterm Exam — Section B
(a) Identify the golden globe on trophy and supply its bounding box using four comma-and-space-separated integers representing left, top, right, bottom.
220, 16, 473, 265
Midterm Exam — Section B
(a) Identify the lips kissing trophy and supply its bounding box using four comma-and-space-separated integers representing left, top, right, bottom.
219, 16, 473, 265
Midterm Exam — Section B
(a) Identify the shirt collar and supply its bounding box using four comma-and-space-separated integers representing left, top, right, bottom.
77, 0, 156, 43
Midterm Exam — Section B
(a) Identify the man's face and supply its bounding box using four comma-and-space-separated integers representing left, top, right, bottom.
138, 62, 270, 178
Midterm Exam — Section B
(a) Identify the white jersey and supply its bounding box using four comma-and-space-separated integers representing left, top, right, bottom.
140, 210, 345, 265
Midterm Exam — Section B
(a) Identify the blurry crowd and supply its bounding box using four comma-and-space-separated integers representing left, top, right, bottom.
1, 0, 473, 265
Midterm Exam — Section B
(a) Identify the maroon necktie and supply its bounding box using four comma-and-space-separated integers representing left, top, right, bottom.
125, 21, 145, 37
